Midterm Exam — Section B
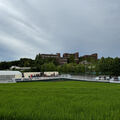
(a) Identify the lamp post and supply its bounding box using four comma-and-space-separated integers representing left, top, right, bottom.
84, 60, 87, 80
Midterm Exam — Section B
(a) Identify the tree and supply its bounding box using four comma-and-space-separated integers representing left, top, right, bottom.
35, 54, 44, 65
18, 58, 34, 67
0, 62, 10, 70
97, 57, 120, 76
68, 55, 75, 63
41, 62, 56, 72
111, 57, 120, 76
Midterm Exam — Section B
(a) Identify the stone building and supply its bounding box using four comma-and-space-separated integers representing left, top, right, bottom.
38, 52, 98, 65
40, 53, 61, 59
63, 52, 79, 64
58, 58, 68, 65
80, 53, 98, 61
63, 52, 79, 59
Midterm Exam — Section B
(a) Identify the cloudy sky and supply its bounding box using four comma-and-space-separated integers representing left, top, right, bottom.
0, 0, 120, 61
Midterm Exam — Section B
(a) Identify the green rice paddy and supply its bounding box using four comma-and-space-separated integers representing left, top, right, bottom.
0, 81, 120, 120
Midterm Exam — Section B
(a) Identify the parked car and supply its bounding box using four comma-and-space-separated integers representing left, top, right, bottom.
118, 77, 120, 81
111, 76, 119, 81
95, 76, 110, 80
95, 77, 100, 80
106, 76, 110, 80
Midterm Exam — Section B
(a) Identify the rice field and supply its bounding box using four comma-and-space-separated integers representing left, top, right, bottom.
0, 80, 120, 120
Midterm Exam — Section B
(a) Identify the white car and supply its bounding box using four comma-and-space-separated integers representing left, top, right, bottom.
95, 76, 110, 80
110, 77, 119, 81
95, 77, 99, 80
106, 76, 110, 80
118, 77, 120, 81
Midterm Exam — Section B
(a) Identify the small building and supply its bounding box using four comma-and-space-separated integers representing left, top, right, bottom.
0, 71, 22, 83
23, 72, 59, 78
23, 72, 42, 78
80, 60, 91, 65
10, 66, 31, 71
44, 72, 59, 77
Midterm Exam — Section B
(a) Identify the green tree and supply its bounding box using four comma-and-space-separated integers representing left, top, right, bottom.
35, 54, 44, 65
68, 55, 75, 63
41, 63, 56, 72
111, 57, 120, 76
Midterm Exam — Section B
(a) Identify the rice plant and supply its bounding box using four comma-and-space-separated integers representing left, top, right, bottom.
0, 81, 120, 120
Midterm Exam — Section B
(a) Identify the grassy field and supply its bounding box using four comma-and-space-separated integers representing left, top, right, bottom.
0, 81, 120, 120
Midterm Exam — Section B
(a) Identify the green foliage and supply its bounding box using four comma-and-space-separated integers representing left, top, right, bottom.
0, 81, 120, 120
35, 54, 44, 65
35, 54, 59, 66
111, 57, 120, 76
0, 58, 34, 70
0, 62, 10, 70
1, 54, 120, 76
97, 57, 120, 76
79, 56, 97, 63
68, 55, 75, 63
57, 63, 86, 74
0, 61, 20, 70
41, 62, 56, 72
19, 58, 34, 67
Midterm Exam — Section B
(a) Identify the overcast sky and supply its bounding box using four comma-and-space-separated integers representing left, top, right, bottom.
0, 0, 120, 61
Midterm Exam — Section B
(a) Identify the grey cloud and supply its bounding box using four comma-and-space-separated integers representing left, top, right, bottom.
0, 0, 120, 60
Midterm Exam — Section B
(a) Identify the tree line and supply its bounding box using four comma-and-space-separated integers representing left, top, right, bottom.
0, 54, 120, 76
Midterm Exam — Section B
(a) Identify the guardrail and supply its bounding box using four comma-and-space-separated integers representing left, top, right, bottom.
15, 75, 120, 83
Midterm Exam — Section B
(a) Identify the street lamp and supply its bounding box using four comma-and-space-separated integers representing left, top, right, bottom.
84, 60, 87, 80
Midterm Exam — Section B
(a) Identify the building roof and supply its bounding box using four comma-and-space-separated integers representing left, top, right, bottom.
0, 71, 21, 75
